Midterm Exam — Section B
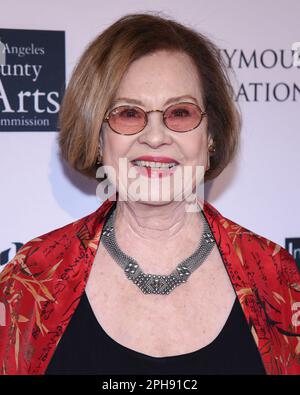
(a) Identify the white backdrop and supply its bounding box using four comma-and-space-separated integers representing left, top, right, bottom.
0, 0, 299, 268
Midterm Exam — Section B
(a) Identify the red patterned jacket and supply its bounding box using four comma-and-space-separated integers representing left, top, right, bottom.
0, 198, 299, 375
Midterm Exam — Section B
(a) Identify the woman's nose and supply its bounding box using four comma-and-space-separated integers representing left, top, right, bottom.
137, 112, 172, 147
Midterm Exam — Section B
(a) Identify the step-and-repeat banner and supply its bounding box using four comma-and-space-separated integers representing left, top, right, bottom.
0, 0, 299, 271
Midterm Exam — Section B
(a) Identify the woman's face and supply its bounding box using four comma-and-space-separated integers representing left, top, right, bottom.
100, 50, 211, 205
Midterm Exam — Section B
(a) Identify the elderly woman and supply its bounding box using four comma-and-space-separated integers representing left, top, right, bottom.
0, 13, 299, 376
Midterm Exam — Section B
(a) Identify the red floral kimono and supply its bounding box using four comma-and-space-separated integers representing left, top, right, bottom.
0, 198, 299, 375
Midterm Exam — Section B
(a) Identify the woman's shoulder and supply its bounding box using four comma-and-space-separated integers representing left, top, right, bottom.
205, 200, 291, 254
0, 199, 114, 283
204, 200, 299, 286
224, 210, 295, 266
1, 217, 80, 275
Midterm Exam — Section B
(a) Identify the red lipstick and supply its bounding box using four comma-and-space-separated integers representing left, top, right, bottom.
132, 156, 179, 164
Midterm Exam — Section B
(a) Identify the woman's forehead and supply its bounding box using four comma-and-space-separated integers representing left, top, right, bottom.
115, 51, 204, 105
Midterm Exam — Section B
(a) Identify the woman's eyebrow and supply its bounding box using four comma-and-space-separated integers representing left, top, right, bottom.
111, 95, 199, 107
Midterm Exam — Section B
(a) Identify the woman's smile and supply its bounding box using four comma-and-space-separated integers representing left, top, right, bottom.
130, 159, 179, 178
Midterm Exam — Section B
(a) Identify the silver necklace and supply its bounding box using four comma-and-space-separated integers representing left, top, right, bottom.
101, 207, 215, 295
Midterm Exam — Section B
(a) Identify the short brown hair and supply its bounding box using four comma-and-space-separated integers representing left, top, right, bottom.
58, 12, 241, 182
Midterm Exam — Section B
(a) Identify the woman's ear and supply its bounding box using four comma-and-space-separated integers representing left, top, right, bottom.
206, 136, 215, 171
207, 135, 214, 149
208, 136, 216, 155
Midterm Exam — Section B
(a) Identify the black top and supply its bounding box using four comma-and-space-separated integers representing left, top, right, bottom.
45, 291, 266, 375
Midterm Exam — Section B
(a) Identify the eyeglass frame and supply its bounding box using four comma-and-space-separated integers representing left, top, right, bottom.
103, 101, 207, 135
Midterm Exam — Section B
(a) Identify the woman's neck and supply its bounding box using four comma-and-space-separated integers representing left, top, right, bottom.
113, 199, 203, 243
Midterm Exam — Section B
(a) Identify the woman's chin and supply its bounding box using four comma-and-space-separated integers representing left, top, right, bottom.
124, 193, 176, 205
